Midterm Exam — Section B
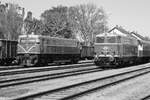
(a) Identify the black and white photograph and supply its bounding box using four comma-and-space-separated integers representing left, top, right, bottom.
0, 0, 150, 100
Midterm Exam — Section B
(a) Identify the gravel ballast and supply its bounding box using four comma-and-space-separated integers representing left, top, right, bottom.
76, 72, 150, 100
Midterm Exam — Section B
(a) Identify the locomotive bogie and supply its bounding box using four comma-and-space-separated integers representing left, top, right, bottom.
94, 54, 137, 67
17, 54, 39, 66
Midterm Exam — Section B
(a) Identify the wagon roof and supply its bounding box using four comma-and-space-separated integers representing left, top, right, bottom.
0, 39, 17, 42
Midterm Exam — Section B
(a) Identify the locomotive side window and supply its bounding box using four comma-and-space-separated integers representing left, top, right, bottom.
96, 37, 104, 43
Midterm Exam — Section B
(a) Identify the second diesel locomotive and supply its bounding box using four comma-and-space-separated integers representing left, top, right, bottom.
17, 34, 94, 66
94, 32, 138, 67
94, 27, 150, 68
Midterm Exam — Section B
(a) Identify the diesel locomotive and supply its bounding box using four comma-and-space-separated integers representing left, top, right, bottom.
94, 32, 138, 67
17, 34, 94, 66
94, 30, 150, 67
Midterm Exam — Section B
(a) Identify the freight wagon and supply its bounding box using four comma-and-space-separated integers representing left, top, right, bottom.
0, 39, 18, 65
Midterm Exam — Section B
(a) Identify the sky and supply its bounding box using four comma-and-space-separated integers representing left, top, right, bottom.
1, 0, 150, 37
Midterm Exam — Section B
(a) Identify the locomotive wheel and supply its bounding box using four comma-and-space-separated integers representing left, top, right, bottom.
32, 58, 38, 66
29, 55, 39, 66
94, 61, 100, 66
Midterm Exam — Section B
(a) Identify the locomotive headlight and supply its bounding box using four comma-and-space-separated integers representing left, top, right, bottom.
95, 54, 98, 58
25, 53, 30, 58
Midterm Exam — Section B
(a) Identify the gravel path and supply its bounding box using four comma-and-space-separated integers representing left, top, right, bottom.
75, 71, 150, 100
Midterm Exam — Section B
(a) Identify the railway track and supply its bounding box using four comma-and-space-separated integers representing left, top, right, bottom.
0, 66, 102, 88
0, 60, 93, 71
1, 64, 150, 100
0, 62, 94, 76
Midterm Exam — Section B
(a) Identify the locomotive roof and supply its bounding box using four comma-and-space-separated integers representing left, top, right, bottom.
19, 34, 41, 38
18, 34, 77, 41
96, 32, 134, 38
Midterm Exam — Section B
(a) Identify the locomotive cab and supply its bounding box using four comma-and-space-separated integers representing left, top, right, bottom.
94, 34, 119, 66
17, 34, 41, 66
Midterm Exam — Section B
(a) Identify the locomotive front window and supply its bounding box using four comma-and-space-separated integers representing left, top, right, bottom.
96, 37, 104, 43
19, 38, 39, 44
107, 37, 116, 43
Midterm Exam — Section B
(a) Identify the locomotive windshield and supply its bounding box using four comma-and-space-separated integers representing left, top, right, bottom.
19, 37, 39, 44
107, 37, 116, 43
96, 37, 104, 43
96, 36, 117, 43
18, 37, 40, 52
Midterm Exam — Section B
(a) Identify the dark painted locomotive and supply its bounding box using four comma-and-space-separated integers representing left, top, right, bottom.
17, 34, 94, 66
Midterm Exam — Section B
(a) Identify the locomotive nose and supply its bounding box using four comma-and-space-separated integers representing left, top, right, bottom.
101, 46, 115, 56
102, 46, 109, 55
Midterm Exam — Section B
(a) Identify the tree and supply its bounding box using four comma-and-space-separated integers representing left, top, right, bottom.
40, 4, 108, 43
68, 3, 108, 45
0, 3, 24, 40
6, 3, 24, 40
31, 18, 46, 35
41, 6, 72, 38
0, 4, 7, 39
23, 11, 33, 34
